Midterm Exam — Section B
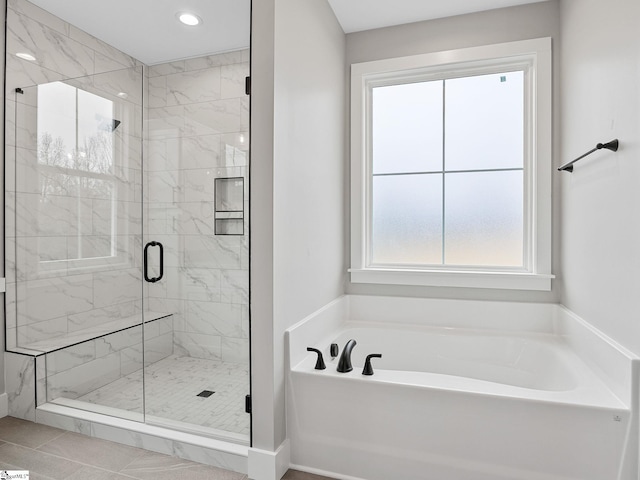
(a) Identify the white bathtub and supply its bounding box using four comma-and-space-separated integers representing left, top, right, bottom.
286, 296, 639, 480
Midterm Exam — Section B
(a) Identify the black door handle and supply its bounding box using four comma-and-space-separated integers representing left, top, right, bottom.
144, 241, 164, 283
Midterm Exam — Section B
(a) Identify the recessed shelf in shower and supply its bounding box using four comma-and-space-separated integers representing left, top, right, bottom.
214, 177, 245, 235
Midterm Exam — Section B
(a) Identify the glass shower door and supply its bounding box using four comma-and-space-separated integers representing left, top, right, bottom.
142, 51, 251, 442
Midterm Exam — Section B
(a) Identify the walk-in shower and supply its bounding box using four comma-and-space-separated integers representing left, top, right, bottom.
4, 0, 250, 450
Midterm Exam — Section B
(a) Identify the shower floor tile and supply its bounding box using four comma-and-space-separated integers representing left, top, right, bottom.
75, 355, 250, 436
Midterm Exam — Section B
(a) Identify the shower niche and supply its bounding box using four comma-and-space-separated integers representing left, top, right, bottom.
4, 0, 250, 447
215, 177, 245, 235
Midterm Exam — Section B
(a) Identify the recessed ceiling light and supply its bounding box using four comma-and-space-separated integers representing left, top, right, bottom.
177, 12, 201, 26
16, 52, 36, 61
117, 92, 128, 99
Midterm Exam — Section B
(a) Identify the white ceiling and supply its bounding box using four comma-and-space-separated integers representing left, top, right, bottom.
29, 0, 547, 65
29, 0, 251, 65
327, 0, 550, 33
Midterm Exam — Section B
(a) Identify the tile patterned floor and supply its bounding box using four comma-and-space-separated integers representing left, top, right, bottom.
76, 355, 250, 436
0, 416, 336, 480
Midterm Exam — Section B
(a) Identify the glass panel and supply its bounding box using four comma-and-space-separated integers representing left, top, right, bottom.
445, 71, 524, 171
372, 81, 443, 174
371, 174, 442, 265
444, 170, 523, 266
11, 67, 145, 421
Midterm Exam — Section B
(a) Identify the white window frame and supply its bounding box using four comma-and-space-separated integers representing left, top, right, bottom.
349, 38, 553, 291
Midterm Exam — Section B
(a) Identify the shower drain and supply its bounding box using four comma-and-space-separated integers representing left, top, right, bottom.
197, 390, 215, 398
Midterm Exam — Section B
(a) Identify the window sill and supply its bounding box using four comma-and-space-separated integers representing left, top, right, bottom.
349, 268, 554, 291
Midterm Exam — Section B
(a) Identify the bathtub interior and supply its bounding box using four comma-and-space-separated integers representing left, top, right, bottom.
328, 326, 579, 391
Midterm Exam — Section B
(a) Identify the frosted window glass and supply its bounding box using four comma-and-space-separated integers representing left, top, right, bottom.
371, 174, 442, 265
372, 81, 443, 174
444, 171, 523, 266
445, 71, 523, 171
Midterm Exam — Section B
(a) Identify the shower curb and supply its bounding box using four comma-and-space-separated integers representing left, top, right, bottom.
35, 403, 249, 474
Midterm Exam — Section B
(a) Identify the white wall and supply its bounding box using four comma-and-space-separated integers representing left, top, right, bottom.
250, 0, 346, 452
560, 0, 640, 355
345, 1, 562, 303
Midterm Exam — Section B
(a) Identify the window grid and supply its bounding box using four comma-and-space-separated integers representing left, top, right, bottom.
370, 71, 525, 268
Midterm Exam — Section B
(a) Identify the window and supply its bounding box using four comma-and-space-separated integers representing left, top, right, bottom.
350, 38, 553, 290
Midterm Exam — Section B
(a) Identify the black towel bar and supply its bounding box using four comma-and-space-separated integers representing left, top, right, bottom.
558, 139, 619, 173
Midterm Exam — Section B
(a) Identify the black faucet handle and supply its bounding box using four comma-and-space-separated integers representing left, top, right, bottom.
307, 347, 326, 370
362, 354, 382, 376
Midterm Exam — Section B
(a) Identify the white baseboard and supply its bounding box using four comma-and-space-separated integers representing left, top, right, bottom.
248, 439, 290, 480
0, 393, 8, 418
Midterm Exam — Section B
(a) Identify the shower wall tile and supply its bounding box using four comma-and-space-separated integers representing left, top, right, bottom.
220, 270, 249, 305
144, 332, 174, 366
182, 235, 242, 270
174, 332, 222, 361
46, 342, 96, 376
148, 105, 186, 138
8, 0, 70, 36
181, 171, 216, 203
184, 50, 245, 71
149, 76, 167, 108
5, 352, 37, 420
36, 355, 47, 406
7, 9, 94, 78
19, 275, 94, 323
47, 353, 121, 400
184, 99, 244, 136
93, 269, 140, 309
166, 68, 222, 106
221, 63, 249, 99
180, 135, 223, 169
120, 345, 144, 376
68, 302, 137, 333
220, 338, 249, 364
4, 54, 64, 99
185, 301, 243, 338
95, 326, 142, 358
68, 25, 138, 70
166, 267, 222, 302
16, 316, 68, 346
148, 61, 186, 78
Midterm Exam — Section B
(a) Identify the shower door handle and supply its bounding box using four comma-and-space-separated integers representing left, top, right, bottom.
144, 241, 164, 283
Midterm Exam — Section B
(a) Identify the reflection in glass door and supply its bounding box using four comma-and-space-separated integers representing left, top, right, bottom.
9, 66, 146, 420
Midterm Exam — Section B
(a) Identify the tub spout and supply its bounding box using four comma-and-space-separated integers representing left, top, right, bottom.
337, 339, 357, 373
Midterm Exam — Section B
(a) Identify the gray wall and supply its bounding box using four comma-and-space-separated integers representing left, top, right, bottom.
251, 0, 346, 451
560, 0, 640, 355
345, 1, 562, 303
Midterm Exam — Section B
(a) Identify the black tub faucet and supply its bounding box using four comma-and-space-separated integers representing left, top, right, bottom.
337, 339, 357, 373
306, 347, 326, 370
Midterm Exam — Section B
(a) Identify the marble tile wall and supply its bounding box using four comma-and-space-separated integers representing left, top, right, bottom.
146, 51, 250, 364
44, 316, 173, 404
4, 0, 145, 350
5, 352, 37, 420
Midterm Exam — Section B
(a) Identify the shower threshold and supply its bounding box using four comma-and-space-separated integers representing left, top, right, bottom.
35, 402, 249, 473
47, 397, 249, 445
